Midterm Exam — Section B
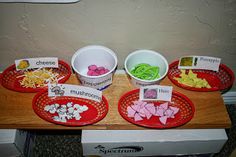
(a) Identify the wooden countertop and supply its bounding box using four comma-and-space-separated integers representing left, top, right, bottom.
0, 74, 231, 130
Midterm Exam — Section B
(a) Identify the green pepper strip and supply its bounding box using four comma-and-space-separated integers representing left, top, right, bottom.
130, 63, 150, 77
131, 64, 150, 75
130, 63, 160, 80
141, 66, 159, 80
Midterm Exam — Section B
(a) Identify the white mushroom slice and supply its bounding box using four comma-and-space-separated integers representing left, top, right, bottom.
68, 107, 74, 114
58, 112, 67, 118
66, 102, 73, 108
60, 117, 67, 123
49, 108, 57, 114
48, 102, 89, 123
44, 105, 51, 111
53, 116, 61, 122
75, 109, 81, 113
61, 105, 67, 109
74, 114, 81, 120
58, 107, 67, 113
73, 104, 82, 109
77, 105, 83, 110
57, 111, 66, 118
54, 103, 60, 108
66, 113, 73, 120
73, 111, 80, 117
81, 105, 88, 111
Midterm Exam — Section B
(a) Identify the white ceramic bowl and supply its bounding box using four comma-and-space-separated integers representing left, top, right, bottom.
71, 45, 118, 90
124, 49, 168, 87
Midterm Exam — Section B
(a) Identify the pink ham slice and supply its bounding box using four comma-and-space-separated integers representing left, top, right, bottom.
169, 106, 180, 115
155, 107, 164, 117
159, 116, 168, 125
134, 113, 143, 121
127, 106, 136, 117
138, 107, 147, 117
164, 108, 174, 118
131, 105, 139, 111
140, 101, 147, 108
126, 100, 180, 124
159, 102, 168, 110
157, 102, 180, 125
145, 103, 156, 115
144, 108, 152, 119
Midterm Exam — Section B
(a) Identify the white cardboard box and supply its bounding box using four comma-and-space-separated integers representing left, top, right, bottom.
0, 129, 35, 157
0, 129, 21, 157
82, 129, 228, 157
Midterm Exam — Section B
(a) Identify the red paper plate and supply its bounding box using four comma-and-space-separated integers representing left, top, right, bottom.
118, 89, 195, 129
32, 90, 109, 126
1, 60, 72, 93
168, 61, 235, 92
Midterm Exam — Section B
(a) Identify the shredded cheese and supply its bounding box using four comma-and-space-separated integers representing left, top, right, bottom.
17, 68, 59, 88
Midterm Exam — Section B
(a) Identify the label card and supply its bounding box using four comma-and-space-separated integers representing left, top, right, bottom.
48, 84, 102, 103
140, 85, 173, 102
15, 57, 58, 71
178, 56, 221, 71
79, 73, 113, 89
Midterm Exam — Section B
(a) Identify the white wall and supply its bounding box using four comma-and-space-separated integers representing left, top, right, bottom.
0, 0, 235, 87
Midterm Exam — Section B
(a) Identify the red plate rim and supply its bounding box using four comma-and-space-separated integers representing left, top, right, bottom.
1, 60, 72, 93
0, 73, 2, 85
32, 89, 109, 127
118, 89, 195, 129
168, 60, 235, 92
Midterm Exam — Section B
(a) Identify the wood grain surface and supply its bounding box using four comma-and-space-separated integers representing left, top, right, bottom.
0, 74, 231, 130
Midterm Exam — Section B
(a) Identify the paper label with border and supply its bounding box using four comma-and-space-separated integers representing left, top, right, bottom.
178, 56, 221, 71
79, 73, 113, 89
140, 85, 173, 102
48, 84, 102, 103
15, 57, 58, 71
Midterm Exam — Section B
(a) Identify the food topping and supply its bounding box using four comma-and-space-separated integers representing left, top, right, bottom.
17, 68, 59, 88
130, 63, 160, 80
44, 102, 88, 123
127, 100, 179, 125
87, 64, 109, 76
174, 70, 211, 88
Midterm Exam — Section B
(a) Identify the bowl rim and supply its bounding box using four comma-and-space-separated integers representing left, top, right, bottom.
71, 45, 118, 78
124, 49, 169, 83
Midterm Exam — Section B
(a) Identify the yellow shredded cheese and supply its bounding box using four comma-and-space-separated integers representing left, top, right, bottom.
17, 68, 59, 88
